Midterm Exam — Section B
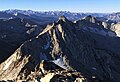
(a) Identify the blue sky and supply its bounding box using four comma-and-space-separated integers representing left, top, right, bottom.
0, 0, 120, 13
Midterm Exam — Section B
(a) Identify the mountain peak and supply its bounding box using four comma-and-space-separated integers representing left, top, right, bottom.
58, 15, 68, 22
82, 15, 97, 23
37, 23, 55, 37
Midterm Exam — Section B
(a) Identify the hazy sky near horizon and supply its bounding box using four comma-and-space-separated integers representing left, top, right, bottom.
0, 0, 120, 13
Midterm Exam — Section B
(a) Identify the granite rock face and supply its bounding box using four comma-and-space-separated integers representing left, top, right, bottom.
0, 16, 120, 82
111, 23, 120, 37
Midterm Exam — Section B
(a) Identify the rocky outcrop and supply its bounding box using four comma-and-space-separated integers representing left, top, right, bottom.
111, 23, 120, 37
75, 15, 116, 37
0, 16, 120, 82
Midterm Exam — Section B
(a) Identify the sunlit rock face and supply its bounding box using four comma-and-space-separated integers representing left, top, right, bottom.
111, 23, 120, 37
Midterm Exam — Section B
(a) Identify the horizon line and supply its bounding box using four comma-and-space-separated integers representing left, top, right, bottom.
0, 9, 119, 14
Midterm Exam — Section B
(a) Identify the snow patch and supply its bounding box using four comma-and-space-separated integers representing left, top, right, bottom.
9, 17, 13, 19
26, 28, 35, 34
74, 21, 77, 23
13, 13, 18, 16
92, 67, 97, 70
51, 57, 68, 70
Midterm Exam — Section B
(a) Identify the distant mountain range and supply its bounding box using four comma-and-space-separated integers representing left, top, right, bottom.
1, 9, 120, 22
